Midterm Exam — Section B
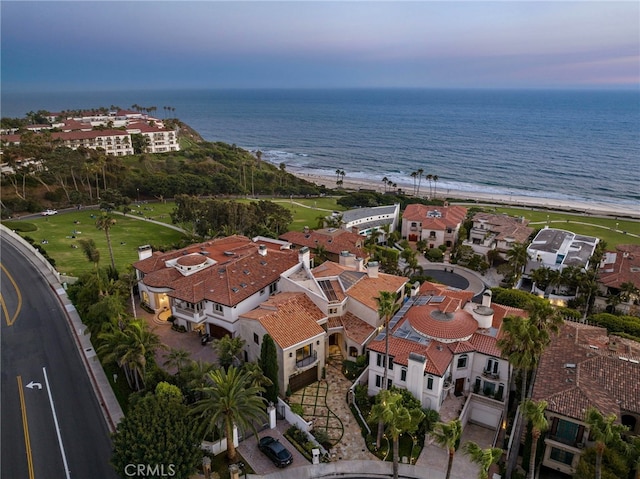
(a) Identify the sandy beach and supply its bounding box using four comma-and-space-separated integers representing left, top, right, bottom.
291, 170, 640, 220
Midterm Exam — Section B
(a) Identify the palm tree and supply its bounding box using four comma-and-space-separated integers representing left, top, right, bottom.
416, 168, 424, 197
211, 335, 246, 371
410, 171, 418, 195
462, 441, 503, 479
192, 366, 267, 463
387, 401, 424, 479
585, 407, 628, 479
426, 174, 433, 198
98, 319, 163, 391
78, 238, 102, 294
522, 399, 548, 479
506, 242, 530, 282
382, 176, 389, 193
163, 348, 191, 374
375, 291, 397, 392
242, 362, 273, 390
432, 419, 463, 479
370, 389, 402, 449
96, 212, 117, 271
497, 315, 544, 403
433, 175, 439, 198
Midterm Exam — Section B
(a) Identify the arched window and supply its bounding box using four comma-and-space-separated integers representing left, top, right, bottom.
457, 354, 468, 369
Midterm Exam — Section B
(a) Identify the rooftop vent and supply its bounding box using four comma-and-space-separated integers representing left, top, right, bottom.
564, 363, 576, 368
223, 251, 235, 257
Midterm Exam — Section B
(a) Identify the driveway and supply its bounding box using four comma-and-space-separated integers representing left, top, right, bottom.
237, 420, 309, 476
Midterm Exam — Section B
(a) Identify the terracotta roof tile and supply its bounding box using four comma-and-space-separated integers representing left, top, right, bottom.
240, 293, 326, 349
340, 312, 376, 345
532, 321, 640, 421
402, 204, 467, 228
598, 244, 640, 290
279, 228, 365, 257
407, 305, 478, 341
134, 236, 298, 306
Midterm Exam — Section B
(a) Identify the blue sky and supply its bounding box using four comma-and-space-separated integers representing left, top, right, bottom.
2, 1, 638, 91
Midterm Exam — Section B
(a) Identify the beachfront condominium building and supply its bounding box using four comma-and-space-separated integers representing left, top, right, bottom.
0, 107, 179, 157
401, 203, 467, 249
530, 321, 640, 476
366, 283, 525, 431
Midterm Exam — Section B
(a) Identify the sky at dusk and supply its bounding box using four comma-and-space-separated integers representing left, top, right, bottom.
2, 1, 639, 92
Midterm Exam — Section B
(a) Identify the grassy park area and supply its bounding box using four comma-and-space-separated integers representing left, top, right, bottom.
3, 197, 638, 278
489, 206, 640, 246
3, 209, 186, 277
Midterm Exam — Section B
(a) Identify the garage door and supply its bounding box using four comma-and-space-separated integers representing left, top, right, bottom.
288, 366, 318, 392
469, 403, 501, 429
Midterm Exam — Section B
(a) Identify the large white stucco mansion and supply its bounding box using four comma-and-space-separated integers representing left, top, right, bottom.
366, 283, 526, 431
133, 236, 407, 395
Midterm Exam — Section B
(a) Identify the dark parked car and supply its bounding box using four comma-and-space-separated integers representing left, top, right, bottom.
258, 436, 293, 468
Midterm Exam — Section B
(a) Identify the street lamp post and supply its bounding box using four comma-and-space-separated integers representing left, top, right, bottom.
136, 188, 140, 203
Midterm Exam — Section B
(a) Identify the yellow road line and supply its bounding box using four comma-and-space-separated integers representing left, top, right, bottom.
17, 376, 35, 479
0, 263, 22, 326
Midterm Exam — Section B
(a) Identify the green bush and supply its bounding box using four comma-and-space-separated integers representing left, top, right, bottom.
290, 403, 304, 416
425, 248, 444, 262
1, 220, 37, 232
589, 313, 640, 341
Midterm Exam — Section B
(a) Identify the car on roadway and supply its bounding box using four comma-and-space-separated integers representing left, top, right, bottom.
258, 436, 293, 468
41, 209, 58, 216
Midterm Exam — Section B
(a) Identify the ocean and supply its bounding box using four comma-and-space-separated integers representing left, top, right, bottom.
2, 88, 639, 207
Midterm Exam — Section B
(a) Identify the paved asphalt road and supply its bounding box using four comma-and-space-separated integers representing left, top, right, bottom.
1, 238, 118, 479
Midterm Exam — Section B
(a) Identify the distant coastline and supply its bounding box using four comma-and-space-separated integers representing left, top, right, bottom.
288, 167, 640, 220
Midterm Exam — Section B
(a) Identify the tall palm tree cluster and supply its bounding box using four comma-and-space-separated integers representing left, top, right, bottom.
409, 169, 439, 198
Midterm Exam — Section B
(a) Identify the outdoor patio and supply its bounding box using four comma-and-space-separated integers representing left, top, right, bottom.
135, 304, 219, 372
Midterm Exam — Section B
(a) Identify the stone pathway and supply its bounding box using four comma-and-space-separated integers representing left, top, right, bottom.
289, 358, 376, 461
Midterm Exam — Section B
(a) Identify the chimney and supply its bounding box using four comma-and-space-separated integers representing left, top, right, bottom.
303, 226, 309, 234
407, 353, 426, 399
137, 244, 152, 260
258, 244, 267, 256
355, 257, 364, 272
299, 246, 310, 269
339, 251, 351, 267
367, 261, 379, 278
482, 289, 492, 307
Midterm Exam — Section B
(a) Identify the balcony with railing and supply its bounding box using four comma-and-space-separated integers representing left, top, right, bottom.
482, 368, 500, 380
173, 306, 205, 323
296, 351, 318, 369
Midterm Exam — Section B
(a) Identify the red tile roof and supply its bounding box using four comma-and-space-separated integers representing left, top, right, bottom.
134, 236, 299, 306
406, 305, 478, 341
240, 293, 326, 349
339, 312, 376, 345
532, 321, 640, 421
598, 244, 640, 290
402, 204, 467, 230
279, 228, 365, 257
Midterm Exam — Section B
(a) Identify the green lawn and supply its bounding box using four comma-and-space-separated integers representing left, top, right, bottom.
236, 196, 346, 231
485, 206, 640, 247
6, 211, 186, 276
8, 197, 636, 277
